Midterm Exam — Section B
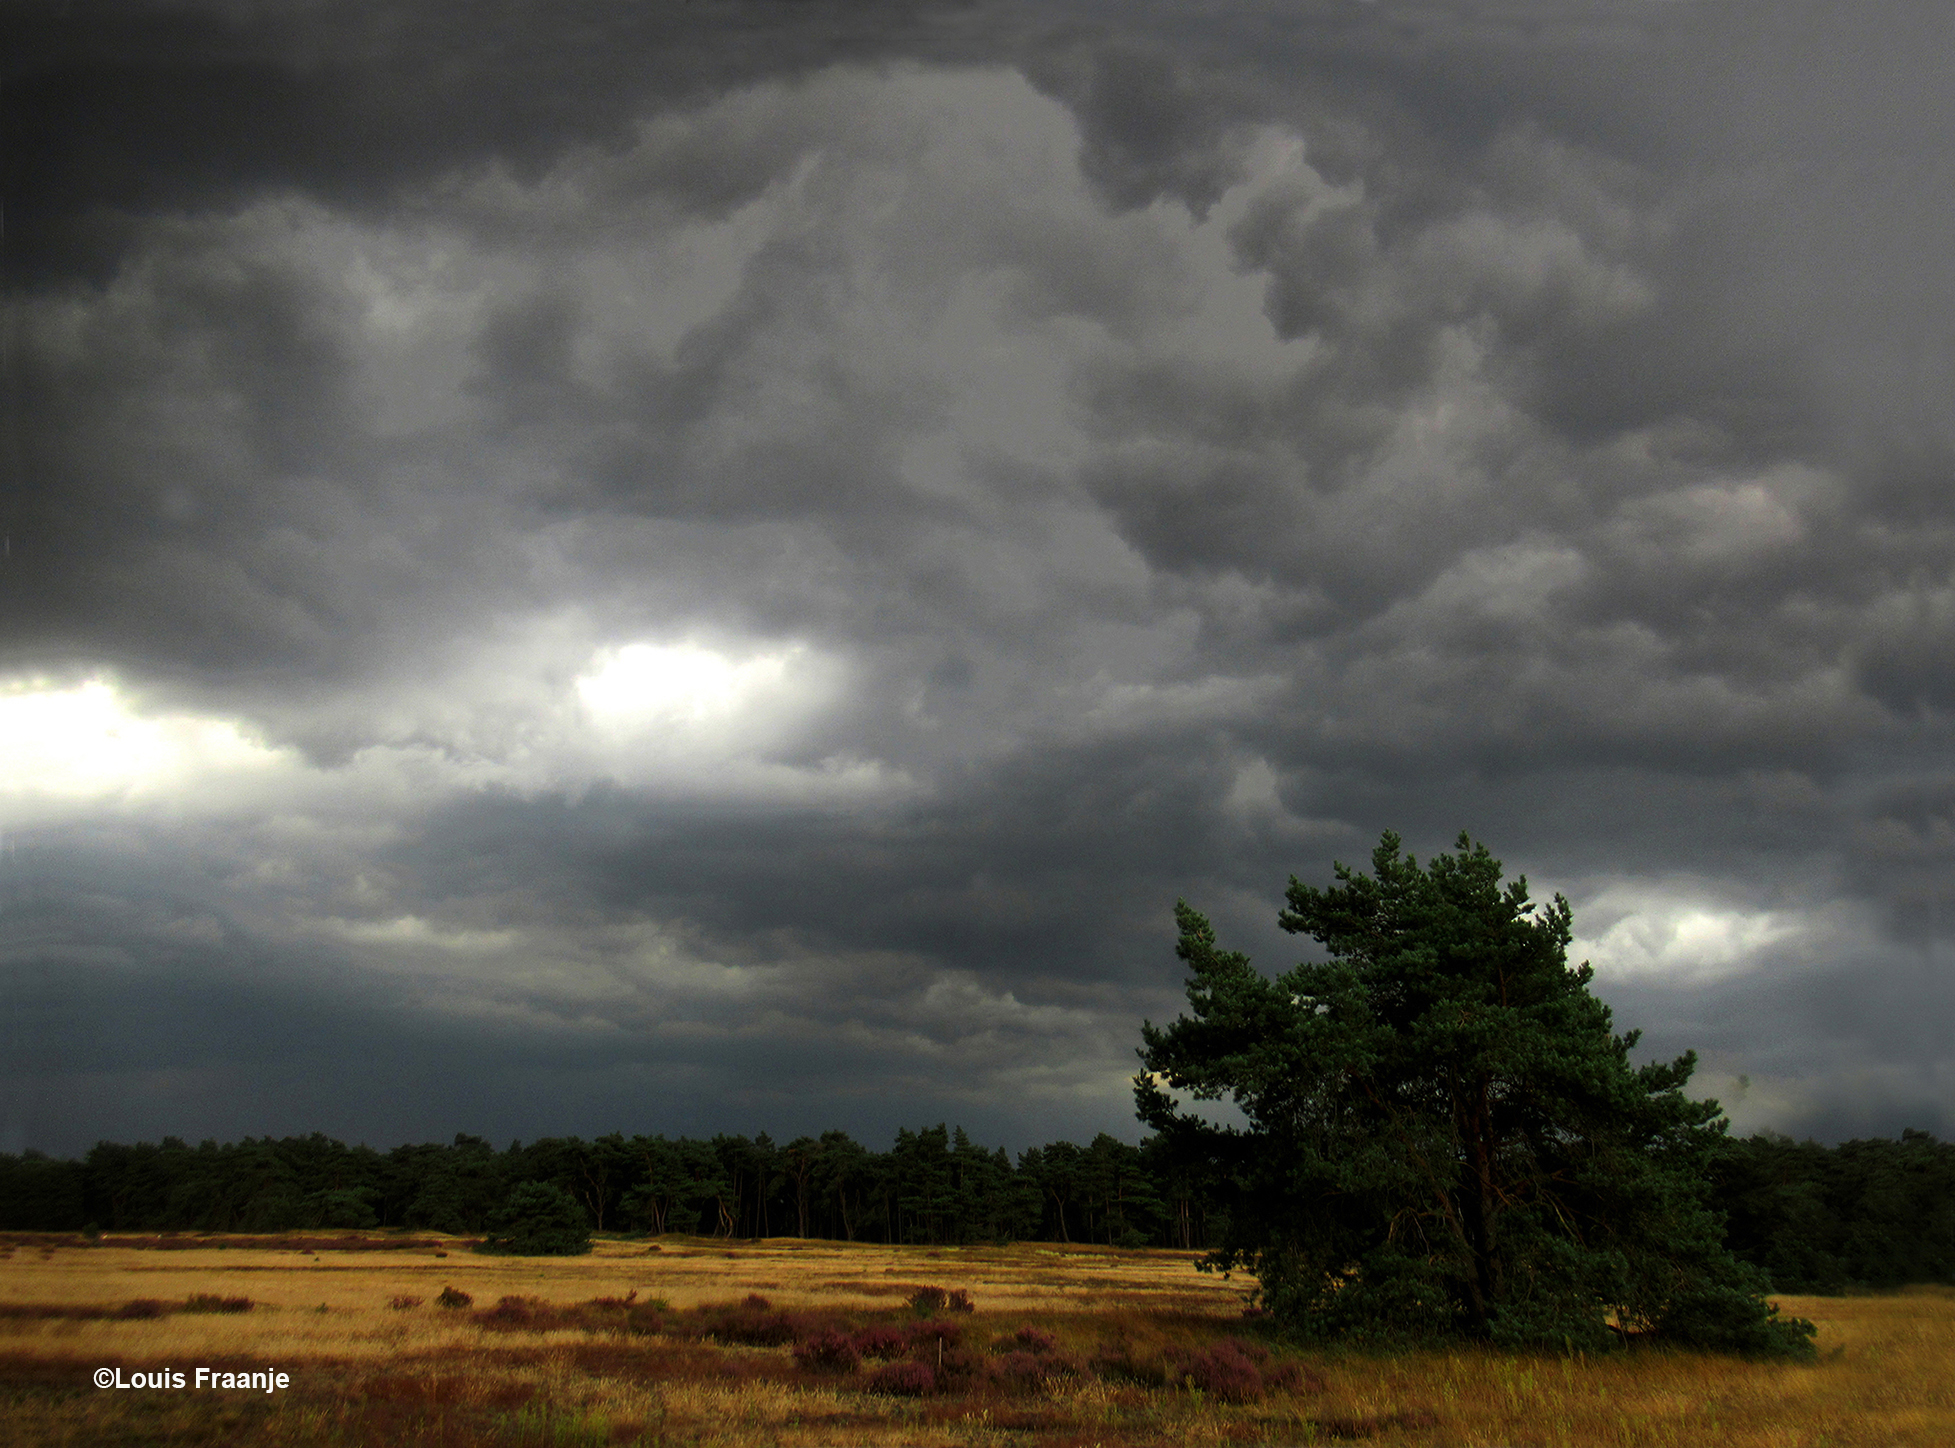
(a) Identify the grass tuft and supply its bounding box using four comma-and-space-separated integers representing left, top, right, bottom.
904, 1283, 974, 1314
181, 1293, 252, 1313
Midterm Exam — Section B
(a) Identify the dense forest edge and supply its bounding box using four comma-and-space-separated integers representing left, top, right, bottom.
1, 1124, 1949, 1295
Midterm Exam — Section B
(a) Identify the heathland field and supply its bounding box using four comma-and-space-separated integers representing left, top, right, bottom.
1, 1232, 1951, 1446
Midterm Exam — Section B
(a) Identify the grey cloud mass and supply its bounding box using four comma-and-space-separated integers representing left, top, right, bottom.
6, 0, 1955, 1156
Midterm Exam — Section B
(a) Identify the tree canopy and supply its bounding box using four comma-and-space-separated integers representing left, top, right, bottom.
477, 1181, 593, 1256
1137, 830, 1815, 1357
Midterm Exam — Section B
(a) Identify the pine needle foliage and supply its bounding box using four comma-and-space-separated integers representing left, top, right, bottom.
475, 1182, 592, 1256
1137, 831, 1814, 1357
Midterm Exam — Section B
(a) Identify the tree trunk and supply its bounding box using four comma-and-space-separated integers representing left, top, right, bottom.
1456, 1075, 1499, 1333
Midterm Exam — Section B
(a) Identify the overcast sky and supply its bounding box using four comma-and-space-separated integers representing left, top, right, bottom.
4, 0, 1953, 1158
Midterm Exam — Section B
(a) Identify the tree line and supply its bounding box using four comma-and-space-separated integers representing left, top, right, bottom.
0, 1123, 1213, 1251
1715, 1127, 1955, 1292
0, 1119, 1949, 1292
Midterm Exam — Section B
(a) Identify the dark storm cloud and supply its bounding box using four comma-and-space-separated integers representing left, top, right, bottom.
7, 0, 1955, 1156
3, 0, 998, 285
3, 0, 989, 697
1603, 937, 1955, 1145
0, 798, 1173, 1153
394, 728, 1252, 976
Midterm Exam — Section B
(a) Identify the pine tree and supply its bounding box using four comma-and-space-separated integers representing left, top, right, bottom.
1137, 831, 1814, 1356
476, 1181, 591, 1256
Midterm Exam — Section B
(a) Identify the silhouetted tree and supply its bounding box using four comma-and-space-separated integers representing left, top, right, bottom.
1140, 831, 1816, 1357
477, 1181, 591, 1256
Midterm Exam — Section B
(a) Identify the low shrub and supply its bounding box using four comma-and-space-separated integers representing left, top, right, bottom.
990, 1348, 1074, 1390
903, 1285, 975, 1315
695, 1297, 806, 1346
929, 1343, 987, 1389
435, 1286, 473, 1309
660, 1298, 765, 1344
389, 1295, 423, 1310
907, 1318, 963, 1349
580, 1289, 664, 1336
461, 1293, 675, 1335
1263, 1358, 1326, 1395
478, 1295, 552, 1329
182, 1294, 252, 1314
851, 1324, 910, 1359
722, 1312, 802, 1345
1004, 1325, 1057, 1355
1172, 1339, 1264, 1404
792, 1328, 861, 1374
624, 1303, 666, 1336
865, 1360, 935, 1397
117, 1299, 169, 1320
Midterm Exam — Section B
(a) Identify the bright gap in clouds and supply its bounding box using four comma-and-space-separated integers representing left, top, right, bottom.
575, 642, 803, 727
1571, 884, 1802, 984
0, 677, 285, 815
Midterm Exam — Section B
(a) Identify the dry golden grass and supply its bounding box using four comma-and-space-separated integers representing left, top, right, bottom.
2, 1233, 1951, 1446
0, 1232, 1240, 1314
